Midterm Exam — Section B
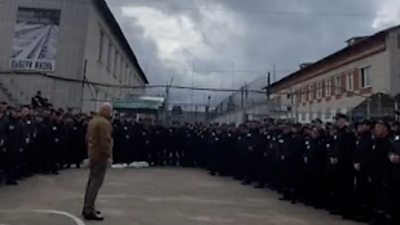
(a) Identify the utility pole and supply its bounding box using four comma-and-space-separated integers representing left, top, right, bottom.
80, 59, 88, 112
272, 64, 276, 83
165, 77, 174, 124
191, 61, 195, 112
266, 72, 271, 117
232, 61, 235, 90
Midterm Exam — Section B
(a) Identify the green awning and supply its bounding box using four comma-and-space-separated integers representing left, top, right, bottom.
113, 96, 164, 110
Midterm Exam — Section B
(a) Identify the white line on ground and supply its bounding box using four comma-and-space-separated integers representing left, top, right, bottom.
0, 209, 85, 225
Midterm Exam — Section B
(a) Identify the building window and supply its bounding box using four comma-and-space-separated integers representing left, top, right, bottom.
128, 69, 133, 85
120, 61, 124, 82
132, 71, 136, 86
317, 81, 323, 99
317, 111, 322, 119
113, 51, 119, 78
346, 72, 354, 91
326, 79, 332, 96
120, 58, 124, 81
325, 108, 330, 120
360, 66, 371, 88
335, 76, 341, 95
125, 65, 129, 83
331, 109, 336, 120
308, 85, 313, 100
107, 43, 113, 72
98, 30, 105, 63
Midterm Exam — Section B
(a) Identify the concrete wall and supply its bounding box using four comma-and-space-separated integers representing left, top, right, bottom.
0, 0, 146, 111
0, 0, 89, 108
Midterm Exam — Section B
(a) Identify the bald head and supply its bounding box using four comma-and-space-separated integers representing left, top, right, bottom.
99, 102, 113, 119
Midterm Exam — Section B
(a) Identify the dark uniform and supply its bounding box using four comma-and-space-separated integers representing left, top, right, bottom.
68, 118, 86, 168
112, 119, 123, 163
366, 134, 392, 224
2, 115, 24, 184
327, 126, 356, 216
46, 118, 62, 174
254, 130, 272, 188
388, 135, 400, 224
303, 134, 327, 207
0, 113, 5, 184
353, 129, 374, 221
120, 121, 133, 164
21, 116, 36, 177
206, 131, 221, 176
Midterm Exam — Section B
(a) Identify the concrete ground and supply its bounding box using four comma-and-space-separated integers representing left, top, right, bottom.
0, 168, 363, 225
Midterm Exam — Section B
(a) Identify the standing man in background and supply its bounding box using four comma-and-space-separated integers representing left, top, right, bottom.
82, 103, 113, 221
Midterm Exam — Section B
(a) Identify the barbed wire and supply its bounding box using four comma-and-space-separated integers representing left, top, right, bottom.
0, 71, 267, 93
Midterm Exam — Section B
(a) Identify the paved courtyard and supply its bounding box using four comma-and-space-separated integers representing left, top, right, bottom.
0, 168, 363, 225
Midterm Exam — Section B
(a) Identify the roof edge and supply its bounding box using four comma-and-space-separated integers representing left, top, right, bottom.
94, 0, 149, 84
266, 24, 400, 92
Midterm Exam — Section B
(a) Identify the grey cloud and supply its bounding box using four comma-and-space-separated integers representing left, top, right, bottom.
107, 0, 382, 106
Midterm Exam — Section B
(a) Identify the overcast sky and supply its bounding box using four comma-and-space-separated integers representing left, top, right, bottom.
106, 0, 400, 108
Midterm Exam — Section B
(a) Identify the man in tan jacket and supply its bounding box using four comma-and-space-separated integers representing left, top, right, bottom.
82, 102, 113, 221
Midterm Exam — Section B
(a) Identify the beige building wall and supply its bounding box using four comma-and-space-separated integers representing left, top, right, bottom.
270, 27, 400, 123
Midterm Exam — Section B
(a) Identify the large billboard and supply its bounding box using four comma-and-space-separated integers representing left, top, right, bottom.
11, 7, 61, 72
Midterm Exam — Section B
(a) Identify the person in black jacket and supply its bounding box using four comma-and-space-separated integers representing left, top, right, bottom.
367, 121, 393, 225
278, 123, 305, 204
328, 113, 356, 218
31, 91, 45, 109
20, 107, 36, 177
303, 126, 327, 208
2, 107, 24, 185
0, 102, 7, 184
38, 109, 54, 174
289, 123, 306, 203
352, 120, 374, 222
47, 111, 63, 174
388, 132, 400, 225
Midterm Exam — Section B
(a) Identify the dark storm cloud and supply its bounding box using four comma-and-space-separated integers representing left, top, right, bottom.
106, 0, 380, 106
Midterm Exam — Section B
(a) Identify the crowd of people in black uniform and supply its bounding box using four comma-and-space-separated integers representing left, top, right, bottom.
1, 92, 400, 225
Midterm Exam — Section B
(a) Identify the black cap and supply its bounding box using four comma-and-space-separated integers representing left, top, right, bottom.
294, 123, 302, 129
335, 113, 348, 120
358, 119, 372, 126
312, 118, 323, 124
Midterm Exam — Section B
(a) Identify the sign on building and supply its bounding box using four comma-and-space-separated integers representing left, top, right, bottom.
11, 7, 61, 72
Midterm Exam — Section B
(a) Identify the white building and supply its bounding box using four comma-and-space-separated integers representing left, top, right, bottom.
268, 25, 400, 123
0, 0, 148, 111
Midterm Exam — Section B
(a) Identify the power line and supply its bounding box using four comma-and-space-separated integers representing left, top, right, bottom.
0, 71, 267, 94
125, 1, 388, 18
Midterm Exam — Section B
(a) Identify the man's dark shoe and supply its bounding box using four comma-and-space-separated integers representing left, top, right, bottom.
254, 184, 265, 189
82, 210, 102, 216
5, 180, 18, 185
83, 213, 104, 221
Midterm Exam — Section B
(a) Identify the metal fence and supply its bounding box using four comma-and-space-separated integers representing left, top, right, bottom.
212, 76, 268, 123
